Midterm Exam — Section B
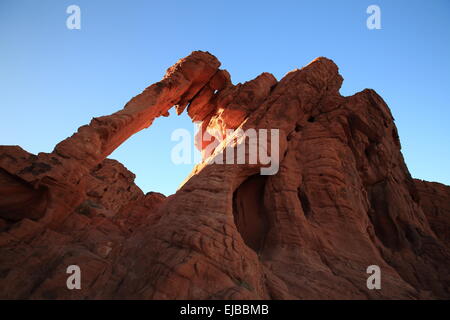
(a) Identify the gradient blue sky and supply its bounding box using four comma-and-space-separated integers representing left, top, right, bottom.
1, 0, 449, 195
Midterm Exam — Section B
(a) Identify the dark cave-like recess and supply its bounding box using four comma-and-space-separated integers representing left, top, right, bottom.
232, 174, 269, 252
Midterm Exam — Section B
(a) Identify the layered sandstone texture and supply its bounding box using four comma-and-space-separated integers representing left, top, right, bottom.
0, 51, 449, 299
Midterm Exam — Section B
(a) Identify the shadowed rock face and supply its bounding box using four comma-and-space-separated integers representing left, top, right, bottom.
0, 51, 449, 299
233, 174, 269, 253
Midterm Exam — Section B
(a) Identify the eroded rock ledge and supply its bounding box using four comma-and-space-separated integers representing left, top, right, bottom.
0, 51, 449, 299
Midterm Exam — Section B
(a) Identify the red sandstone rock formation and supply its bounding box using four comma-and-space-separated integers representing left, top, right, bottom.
0, 51, 448, 299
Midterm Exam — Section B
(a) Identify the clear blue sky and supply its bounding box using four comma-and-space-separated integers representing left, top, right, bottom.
1, 0, 449, 195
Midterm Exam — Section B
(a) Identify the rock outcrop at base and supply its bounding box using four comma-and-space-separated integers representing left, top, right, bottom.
0, 51, 448, 299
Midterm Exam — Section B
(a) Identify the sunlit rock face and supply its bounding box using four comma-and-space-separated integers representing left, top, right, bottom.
0, 51, 448, 299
